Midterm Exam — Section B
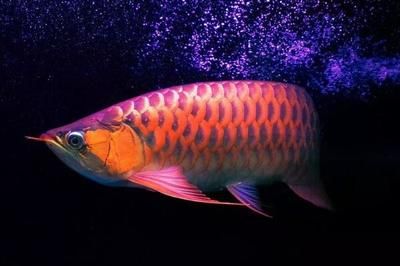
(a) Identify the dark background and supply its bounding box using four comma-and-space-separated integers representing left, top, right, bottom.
1, 1, 400, 265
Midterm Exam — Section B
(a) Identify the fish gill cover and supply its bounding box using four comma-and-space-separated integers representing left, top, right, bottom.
1, 0, 399, 98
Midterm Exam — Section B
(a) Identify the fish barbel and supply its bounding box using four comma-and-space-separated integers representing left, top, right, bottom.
28, 81, 331, 216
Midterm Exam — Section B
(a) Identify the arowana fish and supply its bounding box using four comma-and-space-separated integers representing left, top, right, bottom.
28, 80, 332, 217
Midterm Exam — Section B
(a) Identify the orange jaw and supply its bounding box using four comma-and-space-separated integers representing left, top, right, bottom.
84, 124, 145, 176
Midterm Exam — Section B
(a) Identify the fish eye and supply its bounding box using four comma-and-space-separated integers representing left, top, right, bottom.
66, 131, 85, 150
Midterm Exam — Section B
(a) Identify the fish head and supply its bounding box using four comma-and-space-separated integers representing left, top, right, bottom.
29, 106, 145, 185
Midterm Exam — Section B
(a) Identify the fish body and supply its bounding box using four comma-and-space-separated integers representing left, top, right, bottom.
32, 81, 330, 216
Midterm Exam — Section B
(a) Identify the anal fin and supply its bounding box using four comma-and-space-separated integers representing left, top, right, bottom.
288, 184, 333, 210
128, 166, 242, 206
227, 183, 272, 217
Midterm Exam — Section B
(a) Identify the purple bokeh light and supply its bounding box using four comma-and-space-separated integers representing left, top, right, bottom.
134, 0, 399, 95
2, 0, 399, 97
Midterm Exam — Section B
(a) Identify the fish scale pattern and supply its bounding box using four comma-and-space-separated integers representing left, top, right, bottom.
120, 81, 318, 179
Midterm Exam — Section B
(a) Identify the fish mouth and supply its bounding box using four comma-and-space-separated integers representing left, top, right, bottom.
26, 134, 54, 143
26, 134, 68, 152
27, 133, 87, 170
27, 133, 111, 183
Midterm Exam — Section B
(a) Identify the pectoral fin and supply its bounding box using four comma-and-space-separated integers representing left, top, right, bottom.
227, 183, 272, 217
128, 166, 242, 205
